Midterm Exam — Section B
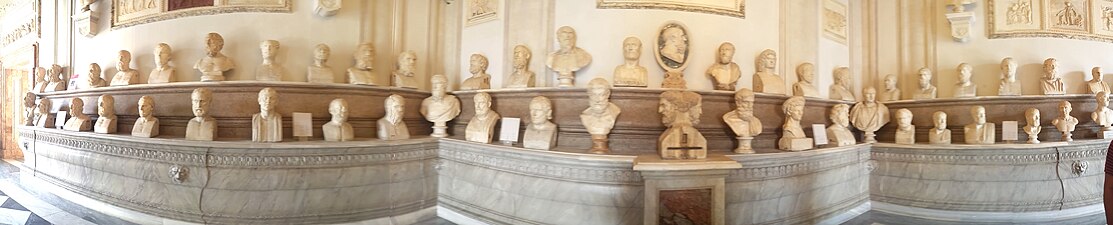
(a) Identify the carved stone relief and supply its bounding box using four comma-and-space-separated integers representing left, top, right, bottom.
596, 0, 745, 18
466, 0, 498, 26
989, 0, 1113, 42
112, 0, 289, 28
823, 0, 848, 44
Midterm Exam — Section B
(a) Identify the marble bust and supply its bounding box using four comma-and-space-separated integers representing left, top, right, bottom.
953, 63, 976, 98
779, 96, 814, 151
506, 45, 536, 88
753, 49, 786, 94
998, 57, 1021, 96
465, 92, 500, 143
196, 33, 235, 81
93, 95, 116, 134
307, 44, 336, 83
255, 40, 287, 81
913, 67, 937, 100
880, 74, 900, 101
45, 64, 67, 92
963, 106, 995, 144
132, 96, 159, 138
252, 88, 283, 142
1092, 92, 1113, 131
523, 96, 557, 150
33, 67, 48, 93
1041, 58, 1066, 95
22, 92, 35, 126
581, 78, 621, 154
392, 51, 419, 88
613, 37, 647, 87
894, 108, 915, 144
659, 91, 708, 159
348, 43, 378, 85
706, 42, 741, 91
1088, 67, 1111, 94
33, 98, 54, 128
850, 87, 890, 143
421, 75, 462, 137
826, 104, 856, 147
460, 54, 491, 90
186, 88, 217, 141
63, 98, 92, 131
724, 88, 762, 153
378, 94, 410, 140
1053, 101, 1078, 141
793, 63, 820, 97
830, 67, 855, 101
928, 111, 951, 144
323, 99, 353, 142
110, 51, 140, 86
148, 43, 175, 84
85, 63, 107, 88
547, 26, 592, 88
1024, 108, 1042, 144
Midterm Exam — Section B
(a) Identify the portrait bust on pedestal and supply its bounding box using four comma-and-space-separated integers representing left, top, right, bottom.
850, 87, 889, 143
1024, 108, 1041, 143
547, 26, 592, 88
581, 78, 621, 154
195, 33, 235, 82
1053, 101, 1078, 141
723, 88, 762, 153
421, 75, 462, 138
655, 22, 690, 89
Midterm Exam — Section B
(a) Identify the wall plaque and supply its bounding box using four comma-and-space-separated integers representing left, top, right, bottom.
989, 0, 1113, 42
597, 0, 745, 18
112, 0, 290, 29
823, 0, 849, 44
466, 0, 498, 26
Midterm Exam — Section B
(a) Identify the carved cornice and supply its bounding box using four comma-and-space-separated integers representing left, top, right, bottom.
727, 145, 869, 182
438, 140, 643, 185
112, 1, 292, 29
871, 144, 1107, 165
596, 0, 745, 18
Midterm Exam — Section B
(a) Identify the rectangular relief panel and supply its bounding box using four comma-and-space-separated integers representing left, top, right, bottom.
112, 0, 290, 29
989, 0, 1113, 42
597, 0, 745, 18
823, 0, 849, 45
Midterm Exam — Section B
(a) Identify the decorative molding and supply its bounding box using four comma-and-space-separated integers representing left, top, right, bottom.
947, 11, 975, 42
465, 0, 497, 26
871, 145, 1107, 165
111, 0, 291, 29
727, 146, 868, 181
438, 141, 644, 185
596, 0, 745, 18
823, 0, 849, 45
987, 0, 1113, 42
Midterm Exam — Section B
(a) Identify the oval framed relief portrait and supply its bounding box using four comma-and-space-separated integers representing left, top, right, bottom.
654, 21, 691, 72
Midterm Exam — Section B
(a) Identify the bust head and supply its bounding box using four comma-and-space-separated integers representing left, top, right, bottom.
385, 94, 405, 122
469, 54, 488, 75
957, 63, 973, 83
1093, 67, 1104, 81
191, 88, 212, 118
797, 63, 815, 83
586, 78, 612, 111
717, 42, 735, 65
154, 43, 172, 67
204, 33, 224, 56
831, 104, 850, 127
864, 87, 877, 102
37, 98, 50, 114
884, 74, 897, 90
1025, 108, 1040, 125
659, 91, 702, 126
397, 51, 417, 73
1043, 58, 1059, 79
1001, 57, 1017, 80
431, 74, 448, 97
49, 64, 64, 82
34, 67, 47, 82
622, 37, 642, 61
328, 98, 349, 123
557, 26, 577, 50
918, 67, 933, 89
755, 49, 777, 72
1059, 100, 1072, 115
88, 63, 101, 79
1098, 91, 1109, 108
933, 111, 947, 130
259, 40, 279, 59
354, 43, 375, 69
834, 67, 850, 85
23, 92, 35, 108
512, 45, 531, 69
138, 96, 155, 118
528, 96, 552, 126
970, 106, 986, 125
474, 92, 492, 116
782, 96, 806, 121
258, 88, 277, 116
734, 88, 756, 117
314, 44, 331, 62
660, 26, 688, 63
117, 50, 132, 70
896, 108, 912, 127
69, 98, 84, 117
98, 95, 114, 117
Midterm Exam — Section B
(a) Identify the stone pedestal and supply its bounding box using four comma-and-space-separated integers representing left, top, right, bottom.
733, 136, 754, 154
633, 155, 742, 225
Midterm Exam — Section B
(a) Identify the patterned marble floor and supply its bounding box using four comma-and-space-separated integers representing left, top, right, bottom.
0, 189, 50, 225
841, 210, 1107, 225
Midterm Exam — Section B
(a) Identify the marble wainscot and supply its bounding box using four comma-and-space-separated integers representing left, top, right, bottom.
34, 81, 431, 140
451, 88, 854, 155
878, 95, 1104, 143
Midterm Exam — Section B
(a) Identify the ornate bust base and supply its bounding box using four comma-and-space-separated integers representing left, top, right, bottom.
733, 136, 754, 154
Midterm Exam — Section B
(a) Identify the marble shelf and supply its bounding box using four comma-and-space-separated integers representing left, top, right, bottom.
879, 94, 1104, 143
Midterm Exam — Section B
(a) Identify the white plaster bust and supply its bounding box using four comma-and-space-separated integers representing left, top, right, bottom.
707, 42, 741, 91
793, 63, 820, 98
307, 44, 336, 83
779, 96, 813, 151
850, 87, 890, 143
421, 75, 462, 138
85, 63, 106, 89
323, 99, 353, 142
378, 94, 411, 140
45, 64, 67, 92
1093, 92, 1113, 131
880, 74, 900, 101
1053, 101, 1078, 141
186, 88, 217, 141
110, 51, 140, 86
829, 67, 855, 101
659, 91, 708, 159
148, 43, 175, 84
998, 57, 1021, 96
33, 98, 54, 128
928, 111, 951, 144
506, 45, 536, 88
252, 88, 283, 142
33, 67, 48, 93
63, 98, 92, 131
1024, 108, 1041, 144
460, 54, 491, 90
1042, 58, 1066, 95
465, 92, 500, 143
255, 40, 287, 81
613, 37, 647, 87
894, 108, 915, 144
724, 88, 762, 153
195, 33, 235, 81
93, 95, 117, 134
953, 63, 976, 98
132, 96, 160, 138
392, 51, 419, 88
914, 67, 937, 100
348, 43, 378, 85
826, 104, 856, 147
523, 96, 557, 150
963, 106, 995, 144
22, 92, 35, 126
581, 78, 621, 154
547, 26, 592, 88
1088, 67, 1112, 94
753, 49, 785, 94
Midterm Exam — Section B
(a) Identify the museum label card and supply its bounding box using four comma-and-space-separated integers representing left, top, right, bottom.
292, 112, 313, 138
812, 124, 828, 145
1001, 121, 1018, 141
499, 118, 521, 143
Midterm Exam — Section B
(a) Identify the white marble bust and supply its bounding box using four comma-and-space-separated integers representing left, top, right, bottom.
85, 63, 107, 89
613, 37, 647, 87
34, 98, 54, 128
1053, 101, 1078, 141
132, 96, 160, 138
196, 33, 235, 81
998, 57, 1021, 96
914, 67, 937, 100
707, 42, 741, 91
894, 108, 915, 144
148, 43, 175, 84
880, 74, 900, 101
724, 88, 762, 153
1093, 92, 1113, 131
506, 45, 536, 88
421, 75, 462, 137
348, 43, 378, 85
307, 44, 336, 83
547, 26, 592, 88
93, 95, 116, 134
466, 92, 500, 143
779, 96, 813, 151
186, 88, 217, 141
110, 51, 140, 86
928, 111, 951, 144
953, 63, 976, 98
753, 49, 786, 94
964, 106, 995, 144
1024, 108, 1042, 144
392, 51, 419, 89
460, 54, 491, 90
793, 63, 820, 97
255, 40, 287, 81
523, 96, 557, 150
252, 88, 283, 142
378, 94, 411, 140
1088, 67, 1112, 94
323, 99, 353, 142
63, 98, 92, 131
826, 104, 856, 147
659, 91, 708, 159
45, 64, 67, 92
1041, 58, 1066, 95
581, 78, 621, 154
829, 67, 855, 101
850, 87, 890, 143
22, 92, 35, 126
33, 67, 48, 93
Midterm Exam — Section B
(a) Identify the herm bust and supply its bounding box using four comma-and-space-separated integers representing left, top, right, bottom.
132, 96, 160, 138
1024, 108, 1041, 144
148, 43, 175, 84
421, 75, 462, 137
1088, 67, 1112, 94
460, 54, 491, 90
85, 63, 107, 89
195, 33, 235, 81
1093, 92, 1113, 131
753, 49, 785, 94
186, 88, 217, 141
255, 40, 287, 81
93, 95, 117, 134
827, 104, 856, 147
348, 43, 378, 85
658, 90, 707, 159
793, 63, 820, 97
547, 26, 592, 88
724, 88, 762, 153
45, 64, 67, 92
465, 92, 500, 143
964, 106, 995, 144
523, 96, 557, 150
1041, 58, 1066, 95
779, 96, 814, 151
392, 51, 419, 88
830, 67, 855, 101
914, 67, 937, 100
1053, 101, 1078, 141
252, 88, 283, 142
707, 42, 741, 91
894, 108, 915, 144
110, 51, 140, 86
307, 44, 336, 83
953, 63, 976, 98
506, 45, 536, 88
63, 98, 92, 131
928, 111, 951, 144
33, 98, 54, 128
378, 94, 410, 140
880, 74, 900, 101
998, 57, 1021, 96
850, 87, 890, 143
323, 99, 353, 142
581, 78, 621, 154
613, 37, 647, 87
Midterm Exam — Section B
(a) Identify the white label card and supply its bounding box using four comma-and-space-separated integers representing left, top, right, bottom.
812, 124, 828, 145
55, 112, 67, 128
1001, 121, 1018, 141
292, 112, 313, 137
499, 118, 521, 143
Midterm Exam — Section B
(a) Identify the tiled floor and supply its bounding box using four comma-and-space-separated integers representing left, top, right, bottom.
0, 189, 50, 225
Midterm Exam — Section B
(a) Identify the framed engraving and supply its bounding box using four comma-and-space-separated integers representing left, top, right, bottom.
112, 0, 291, 29
823, 0, 848, 44
989, 0, 1113, 42
597, 0, 745, 18
466, 0, 498, 26
654, 22, 690, 71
